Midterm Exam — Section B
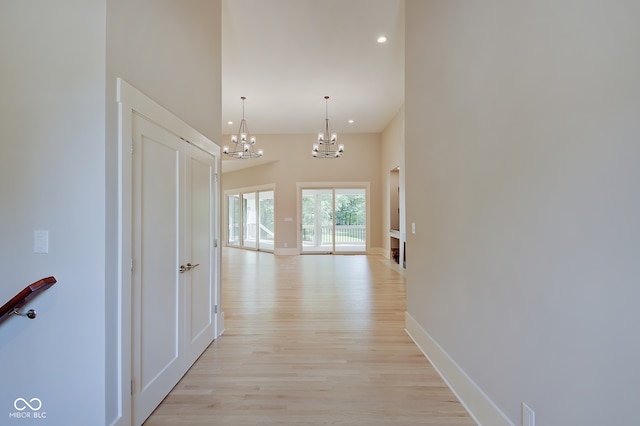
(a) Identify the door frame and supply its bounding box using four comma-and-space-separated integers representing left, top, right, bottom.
296, 182, 370, 255
115, 79, 221, 426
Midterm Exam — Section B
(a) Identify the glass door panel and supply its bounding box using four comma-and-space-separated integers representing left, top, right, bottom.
334, 188, 366, 253
301, 189, 333, 253
242, 192, 257, 249
227, 194, 240, 246
258, 190, 274, 251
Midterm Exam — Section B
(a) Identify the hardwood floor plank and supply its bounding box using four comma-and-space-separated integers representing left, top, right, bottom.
144, 248, 475, 425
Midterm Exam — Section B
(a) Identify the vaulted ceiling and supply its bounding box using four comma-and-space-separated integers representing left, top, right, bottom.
222, 0, 405, 139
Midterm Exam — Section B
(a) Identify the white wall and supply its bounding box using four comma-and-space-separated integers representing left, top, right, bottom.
0, 1, 107, 424
107, 0, 222, 140
405, 1, 640, 424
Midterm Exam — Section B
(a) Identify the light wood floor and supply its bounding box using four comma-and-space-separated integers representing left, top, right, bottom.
144, 248, 474, 425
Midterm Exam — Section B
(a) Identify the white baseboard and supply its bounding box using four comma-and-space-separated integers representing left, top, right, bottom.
216, 311, 225, 338
405, 312, 514, 426
273, 247, 299, 256
272, 247, 388, 256
369, 246, 387, 256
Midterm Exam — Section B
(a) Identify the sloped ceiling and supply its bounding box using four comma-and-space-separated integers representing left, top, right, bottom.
222, 0, 404, 172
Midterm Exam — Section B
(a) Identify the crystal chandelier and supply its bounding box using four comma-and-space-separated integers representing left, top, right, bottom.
312, 96, 344, 158
223, 96, 263, 159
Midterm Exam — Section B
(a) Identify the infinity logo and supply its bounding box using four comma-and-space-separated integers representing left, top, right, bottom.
14, 397, 42, 411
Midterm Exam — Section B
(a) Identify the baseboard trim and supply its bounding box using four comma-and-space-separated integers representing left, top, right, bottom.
273, 247, 299, 256
271, 248, 388, 256
369, 246, 387, 256
405, 312, 513, 426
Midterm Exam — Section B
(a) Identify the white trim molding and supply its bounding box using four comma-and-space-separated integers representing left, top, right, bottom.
369, 247, 387, 257
405, 312, 513, 426
273, 247, 299, 256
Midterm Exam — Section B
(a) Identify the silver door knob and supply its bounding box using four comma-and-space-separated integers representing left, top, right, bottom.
179, 263, 200, 273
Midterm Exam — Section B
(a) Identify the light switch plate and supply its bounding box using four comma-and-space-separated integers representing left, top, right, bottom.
34, 230, 49, 254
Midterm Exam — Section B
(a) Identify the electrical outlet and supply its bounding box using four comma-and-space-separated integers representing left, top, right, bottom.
522, 402, 535, 426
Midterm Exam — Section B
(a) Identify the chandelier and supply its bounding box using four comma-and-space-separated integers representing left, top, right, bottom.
223, 96, 263, 159
312, 96, 344, 158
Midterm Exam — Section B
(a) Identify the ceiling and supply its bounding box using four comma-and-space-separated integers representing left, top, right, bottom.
221, 0, 404, 170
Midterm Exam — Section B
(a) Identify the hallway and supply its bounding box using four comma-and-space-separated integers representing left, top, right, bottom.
144, 248, 474, 425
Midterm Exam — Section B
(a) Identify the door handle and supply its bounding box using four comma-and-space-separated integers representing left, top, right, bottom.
179, 263, 200, 273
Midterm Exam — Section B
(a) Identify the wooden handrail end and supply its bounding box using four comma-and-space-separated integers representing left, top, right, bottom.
0, 276, 58, 322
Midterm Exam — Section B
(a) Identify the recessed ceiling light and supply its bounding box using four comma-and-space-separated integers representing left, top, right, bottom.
227, 121, 233, 125
377, 35, 387, 43
348, 119, 354, 124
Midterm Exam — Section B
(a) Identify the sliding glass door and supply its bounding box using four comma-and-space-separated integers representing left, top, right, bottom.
258, 190, 275, 251
301, 187, 366, 254
242, 192, 257, 249
301, 189, 333, 253
334, 188, 366, 253
227, 194, 240, 246
226, 188, 274, 252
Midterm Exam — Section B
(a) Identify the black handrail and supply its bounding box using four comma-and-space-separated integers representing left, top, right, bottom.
0, 276, 57, 323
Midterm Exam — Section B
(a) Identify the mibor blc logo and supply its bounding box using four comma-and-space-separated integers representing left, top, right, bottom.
9, 397, 46, 419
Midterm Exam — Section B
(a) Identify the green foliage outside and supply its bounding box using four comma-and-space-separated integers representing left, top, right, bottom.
335, 194, 365, 225
302, 192, 365, 243
302, 193, 365, 225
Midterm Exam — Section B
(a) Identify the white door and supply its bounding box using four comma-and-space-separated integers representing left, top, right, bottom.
132, 113, 184, 425
131, 114, 216, 424
184, 143, 216, 366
